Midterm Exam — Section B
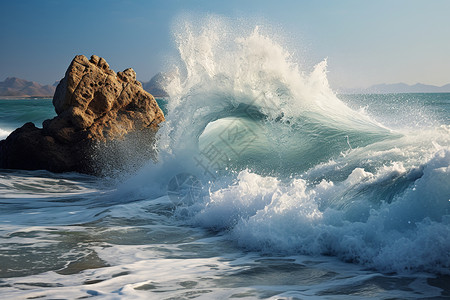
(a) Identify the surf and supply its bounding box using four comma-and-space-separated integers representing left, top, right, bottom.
1, 15, 449, 300
108, 17, 450, 275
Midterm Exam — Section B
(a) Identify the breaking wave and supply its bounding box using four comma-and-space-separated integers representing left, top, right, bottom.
117, 16, 450, 274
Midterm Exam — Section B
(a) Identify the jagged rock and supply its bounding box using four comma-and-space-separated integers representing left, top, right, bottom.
0, 55, 165, 174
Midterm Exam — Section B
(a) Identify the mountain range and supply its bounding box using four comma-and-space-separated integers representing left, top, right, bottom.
0, 73, 171, 98
2, 76, 450, 97
141, 72, 173, 97
0, 77, 57, 97
340, 82, 450, 94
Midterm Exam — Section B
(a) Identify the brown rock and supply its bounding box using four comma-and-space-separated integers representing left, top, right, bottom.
0, 55, 165, 174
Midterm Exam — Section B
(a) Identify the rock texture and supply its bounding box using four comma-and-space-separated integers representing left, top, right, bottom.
0, 55, 165, 174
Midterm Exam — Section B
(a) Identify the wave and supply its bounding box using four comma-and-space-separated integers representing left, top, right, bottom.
193, 145, 450, 274
116, 16, 450, 274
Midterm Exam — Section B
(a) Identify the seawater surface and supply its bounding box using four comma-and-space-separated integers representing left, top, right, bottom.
1, 18, 449, 299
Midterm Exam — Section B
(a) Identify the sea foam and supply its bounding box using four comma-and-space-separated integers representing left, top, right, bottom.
116, 17, 450, 274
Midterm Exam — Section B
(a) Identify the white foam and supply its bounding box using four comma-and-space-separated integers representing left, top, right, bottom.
113, 16, 450, 275
118, 16, 389, 198
193, 149, 450, 274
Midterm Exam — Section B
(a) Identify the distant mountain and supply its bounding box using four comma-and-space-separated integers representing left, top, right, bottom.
141, 72, 176, 97
0, 77, 56, 97
341, 82, 450, 94
1, 72, 174, 98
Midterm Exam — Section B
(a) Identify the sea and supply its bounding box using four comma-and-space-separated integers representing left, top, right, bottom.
0, 20, 449, 299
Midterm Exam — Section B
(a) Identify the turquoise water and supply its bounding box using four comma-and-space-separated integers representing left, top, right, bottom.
340, 93, 450, 127
0, 19, 449, 299
0, 98, 55, 138
1, 92, 448, 299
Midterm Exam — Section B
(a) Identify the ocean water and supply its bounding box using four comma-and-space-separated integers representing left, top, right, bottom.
1, 19, 449, 299
0, 98, 55, 140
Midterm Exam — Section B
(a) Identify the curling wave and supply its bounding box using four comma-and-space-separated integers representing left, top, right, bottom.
118, 17, 450, 274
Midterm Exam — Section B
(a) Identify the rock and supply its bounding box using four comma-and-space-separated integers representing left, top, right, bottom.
0, 122, 82, 173
0, 55, 165, 174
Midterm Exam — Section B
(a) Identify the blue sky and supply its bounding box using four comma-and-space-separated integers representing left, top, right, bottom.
0, 0, 449, 89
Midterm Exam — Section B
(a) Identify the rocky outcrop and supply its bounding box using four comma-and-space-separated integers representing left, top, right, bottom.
0, 55, 165, 174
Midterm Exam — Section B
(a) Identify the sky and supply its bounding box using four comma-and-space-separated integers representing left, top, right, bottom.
0, 0, 449, 90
